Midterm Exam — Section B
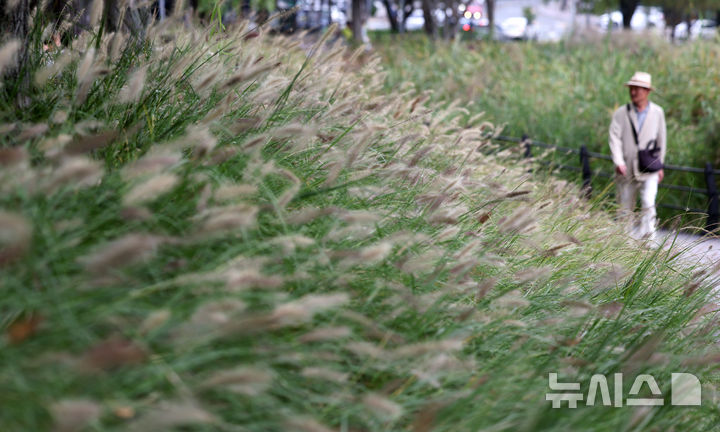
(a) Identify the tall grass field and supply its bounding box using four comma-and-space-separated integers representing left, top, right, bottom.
374, 32, 720, 227
1, 11, 720, 431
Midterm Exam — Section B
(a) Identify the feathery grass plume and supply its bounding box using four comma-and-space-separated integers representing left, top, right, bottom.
78, 234, 164, 275
223, 62, 276, 89
301, 367, 349, 383
173, 126, 217, 158
127, 400, 215, 431
45, 156, 104, 192
139, 309, 171, 335
75, 48, 96, 104
427, 206, 466, 225
0, 146, 27, 167
119, 66, 148, 104
514, 266, 552, 283
339, 210, 382, 224
270, 234, 315, 255
475, 277, 497, 301
284, 417, 335, 432
270, 121, 318, 140
192, 299, 247, 326
50, 399, 102, 432
200, 367, 273, 395
271, 293, 349, 327
362, 393, 404, 420
196, 204, 259, 235
495, 290, 530, 309
0, 122, 17, 135
286, 206, 337, 224
392, 339, 464, 359
122, 149, 182, 179
0, 211, 32, 267
79, 335, 148, 372
401, 248, 444, 274
224, 268, 284, 291
276, 168, 301, 208
359, 241, 393, 262
346, 341, 387, 359
0, 39, 20, 77
51, 110, 68, 124
17, 123, 49, 142
497, 206, 537, 234
35, 50, 73, 86
299, 326, 352, 343
213, 183, 258, 202
123, 173, 179, 206
89, 0, 103, 27
436, 226, 461, 242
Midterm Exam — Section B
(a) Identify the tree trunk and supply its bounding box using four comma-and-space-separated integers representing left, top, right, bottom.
401, 2, 413, 31
486, 0, 495, 39
421, 0, 436, 38
619, 0, 638, 29
351, 0, 363, 43
382, 0, 399, 33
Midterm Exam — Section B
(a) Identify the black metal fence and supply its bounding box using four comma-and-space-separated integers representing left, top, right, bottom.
491, 134, 720, 234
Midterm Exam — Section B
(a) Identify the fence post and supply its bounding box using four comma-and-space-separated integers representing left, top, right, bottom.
705, 162, 719, 234
522, 134, 532, 158
580, 145, 592, 198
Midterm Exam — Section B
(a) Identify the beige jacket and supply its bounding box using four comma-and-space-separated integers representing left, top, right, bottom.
609, 101, 667, 181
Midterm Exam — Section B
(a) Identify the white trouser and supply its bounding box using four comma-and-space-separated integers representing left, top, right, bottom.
616, 173, 659, 240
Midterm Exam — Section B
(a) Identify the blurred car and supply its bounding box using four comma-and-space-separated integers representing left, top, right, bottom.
499, 16, 537, 41
675, 19, 717, 40
597, 8, 664, 31
405, 9, 425, 31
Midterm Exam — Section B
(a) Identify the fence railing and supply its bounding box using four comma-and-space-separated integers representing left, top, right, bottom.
491, 134, 720, 234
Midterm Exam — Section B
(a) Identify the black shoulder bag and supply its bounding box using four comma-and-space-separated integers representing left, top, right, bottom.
626, 104, 663, 173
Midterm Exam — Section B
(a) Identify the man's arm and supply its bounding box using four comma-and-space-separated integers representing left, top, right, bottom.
609, 110, 627, 176
657, 108, 667, 183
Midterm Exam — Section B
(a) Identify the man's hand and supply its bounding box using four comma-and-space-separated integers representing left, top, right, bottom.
658, 169, 664, 183
615, 165, 627, 176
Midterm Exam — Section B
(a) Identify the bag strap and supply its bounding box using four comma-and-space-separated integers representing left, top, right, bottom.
625, 104, 639, 147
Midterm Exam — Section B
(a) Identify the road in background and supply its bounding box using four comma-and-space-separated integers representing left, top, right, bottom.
368, 0, 608, 41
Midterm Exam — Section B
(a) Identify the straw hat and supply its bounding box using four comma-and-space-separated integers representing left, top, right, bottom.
624, 71, 653, 90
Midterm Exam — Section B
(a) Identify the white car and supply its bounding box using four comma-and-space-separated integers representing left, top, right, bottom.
499, 17, 537, 40
675, 19, 717, 40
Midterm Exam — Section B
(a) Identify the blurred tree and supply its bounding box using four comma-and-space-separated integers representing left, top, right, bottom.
422, 0, 438, 38
619, 0, 639, 28
382, 0, 400, 32
485, 0, 494, 38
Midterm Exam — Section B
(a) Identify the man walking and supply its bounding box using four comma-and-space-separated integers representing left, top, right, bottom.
609, 71, 667, 242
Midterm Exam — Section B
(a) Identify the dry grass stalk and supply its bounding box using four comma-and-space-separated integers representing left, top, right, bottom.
270, 293, 349, 327
127, 400, 215, 431
284, 417, 336, 432
0, 211, 32, 267
196, 204, 259, 235
119, 66, 148, 103
50, 399, 102, 432
0, 39, 20, 77
299, 326, 352, 343
200, 367, 273, 395
123, 173, 179, 206
362, 393, 403, 420
301, 367, 349, 383
79, 234, 164, 275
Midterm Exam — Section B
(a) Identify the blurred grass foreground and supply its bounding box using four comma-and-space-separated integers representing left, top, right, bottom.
2, 8, 720, 432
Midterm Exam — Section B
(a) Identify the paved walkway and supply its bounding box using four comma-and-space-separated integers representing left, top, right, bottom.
655, 230, 720, 284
